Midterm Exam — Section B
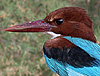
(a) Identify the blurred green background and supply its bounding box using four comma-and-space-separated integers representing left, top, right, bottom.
0, 0, 100, 76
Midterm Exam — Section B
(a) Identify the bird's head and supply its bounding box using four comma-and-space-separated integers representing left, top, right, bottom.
4, 7, 96, 42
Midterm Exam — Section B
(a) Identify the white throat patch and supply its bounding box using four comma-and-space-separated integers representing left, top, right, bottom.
43, 32, 61, 39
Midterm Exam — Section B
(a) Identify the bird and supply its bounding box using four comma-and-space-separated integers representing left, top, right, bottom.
4, 7, 100, 76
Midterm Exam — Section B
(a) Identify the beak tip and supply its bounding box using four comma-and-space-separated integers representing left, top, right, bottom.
3, 28, 11, 32
3, 28, 8, 31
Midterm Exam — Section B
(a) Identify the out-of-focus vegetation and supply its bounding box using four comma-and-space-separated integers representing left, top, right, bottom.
0, 0, 100, 76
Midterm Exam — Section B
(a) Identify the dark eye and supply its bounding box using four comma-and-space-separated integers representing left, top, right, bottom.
55, 19, 63, 25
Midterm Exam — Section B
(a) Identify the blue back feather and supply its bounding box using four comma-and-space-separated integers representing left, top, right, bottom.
63, 36, 100, 76
63, 36, 100, 60
43, 36, 100, 76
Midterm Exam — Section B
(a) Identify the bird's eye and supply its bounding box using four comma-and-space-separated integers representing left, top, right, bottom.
55, 19, 63, 25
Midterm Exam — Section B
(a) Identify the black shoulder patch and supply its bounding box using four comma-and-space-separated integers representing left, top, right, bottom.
43, 46, 98, 68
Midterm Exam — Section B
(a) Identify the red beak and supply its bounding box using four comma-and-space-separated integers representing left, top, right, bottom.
4, 19, 54, 32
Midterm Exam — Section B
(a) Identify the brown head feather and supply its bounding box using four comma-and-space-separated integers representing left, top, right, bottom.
44, 7, 96, 43
44, 7, 96, 49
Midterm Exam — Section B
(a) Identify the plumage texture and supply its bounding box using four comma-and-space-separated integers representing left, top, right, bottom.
44, 54, 86, 76
43, 46, 96, 68
63, 36, 100, 59
43, 36, 100, 76
43, 7, 100, 76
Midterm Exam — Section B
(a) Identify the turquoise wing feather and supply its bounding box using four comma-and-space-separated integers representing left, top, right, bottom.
44, 54, 85, 76
43, 36, 100, 76
44, 54, 68, 76
63, 36, 100, 76
63, 36, 100, 59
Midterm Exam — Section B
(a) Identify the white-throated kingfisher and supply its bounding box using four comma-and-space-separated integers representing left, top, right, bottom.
4, 7, 100, 76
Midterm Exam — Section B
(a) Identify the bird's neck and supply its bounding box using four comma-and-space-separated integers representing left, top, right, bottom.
66, 29, 96, 43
